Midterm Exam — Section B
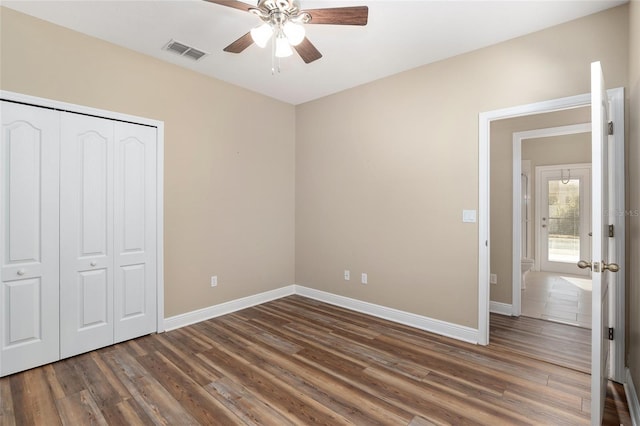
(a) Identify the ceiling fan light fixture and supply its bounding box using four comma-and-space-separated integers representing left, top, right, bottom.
275, 33, 293, 57
250, 23, 273, 48
283, 21, 305, 46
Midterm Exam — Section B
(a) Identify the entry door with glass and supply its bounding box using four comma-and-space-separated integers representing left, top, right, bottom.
536, 164, 591, 275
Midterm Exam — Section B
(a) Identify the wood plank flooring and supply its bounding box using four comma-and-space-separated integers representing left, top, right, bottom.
0, 295, 632, 425
489, 312, 591, 373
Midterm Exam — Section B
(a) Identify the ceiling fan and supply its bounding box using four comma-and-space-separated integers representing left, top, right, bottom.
205, 0, 368, 64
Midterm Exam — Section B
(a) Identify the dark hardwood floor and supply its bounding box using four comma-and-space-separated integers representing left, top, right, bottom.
0, 295, 632, 425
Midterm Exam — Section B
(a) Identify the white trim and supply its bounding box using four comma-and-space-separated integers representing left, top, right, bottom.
626, 368, 640, 426
607, 87, 626, 383
163, 286, 296, 331
0, 90, 161, 128
489, 301, 513, 316
512, 124, 591, 317
0, 89, 166, 337
156, 123, 165, 333
478, 112, 490, 345
294, 286, 479, 344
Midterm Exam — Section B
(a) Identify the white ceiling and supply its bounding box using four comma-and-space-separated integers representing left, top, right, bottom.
3, 0, 627, 105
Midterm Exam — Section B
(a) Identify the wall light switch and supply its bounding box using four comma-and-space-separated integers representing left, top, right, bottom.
490, 274, 497, 284
361, 273, 368, 284
344, 270, 350, 281
462, 210, 477, 223
211, 276, 218, 287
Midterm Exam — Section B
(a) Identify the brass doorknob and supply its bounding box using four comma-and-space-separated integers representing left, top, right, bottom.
577, 260, 592, 270
602, 261, 620, 273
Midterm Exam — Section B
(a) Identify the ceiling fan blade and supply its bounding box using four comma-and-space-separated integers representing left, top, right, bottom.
223, 32, 254, 53
305, 6, 368, 26
203, 0, 255, 12
294, 38, 322, 64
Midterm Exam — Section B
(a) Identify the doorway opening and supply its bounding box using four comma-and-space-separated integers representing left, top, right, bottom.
478, 88, 625, 383
511, 122, 593, 325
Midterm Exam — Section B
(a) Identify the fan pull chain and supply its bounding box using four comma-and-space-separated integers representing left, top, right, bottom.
271, 37, 281, 75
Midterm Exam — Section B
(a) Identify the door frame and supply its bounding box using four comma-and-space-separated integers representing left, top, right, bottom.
0, 90, 166, 334
478, 88, 625, 382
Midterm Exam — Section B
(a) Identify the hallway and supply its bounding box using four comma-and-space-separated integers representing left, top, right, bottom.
521, 271, 592, 329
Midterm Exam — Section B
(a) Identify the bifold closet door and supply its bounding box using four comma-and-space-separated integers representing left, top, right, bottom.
0, 102, 60, 376
113, 122, 157, 343
60, 113, 115, 358
60, 114, 157, 358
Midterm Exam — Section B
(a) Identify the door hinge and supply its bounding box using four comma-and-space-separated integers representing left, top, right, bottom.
608, 327, 614, 340
608, 121, 614, 135
609, 224, 615, 238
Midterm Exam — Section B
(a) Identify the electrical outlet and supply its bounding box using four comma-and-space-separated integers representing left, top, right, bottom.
344, 270, 350, 281
490, 274, 497, 284
211, 275, 218, 287
361, 273, 368, 284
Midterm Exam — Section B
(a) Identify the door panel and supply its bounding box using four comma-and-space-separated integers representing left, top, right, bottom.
60, 113, 114, 358
78, 269, 109, 328
114, 123, 157, 342
590, 61, 610, 426
0, 101, 60, 376
6, 278, 42, 343
80, 135, 109, 255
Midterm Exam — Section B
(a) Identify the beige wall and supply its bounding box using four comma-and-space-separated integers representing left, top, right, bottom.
296, 6, 628, 328
628, 0, 640, 403
489, 109, 591, 304
0, 7, 296, 317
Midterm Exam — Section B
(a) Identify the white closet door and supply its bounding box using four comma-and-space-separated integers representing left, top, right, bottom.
113, 122, 157, 342
60, 113, 114, 358
0, 102, 60, 376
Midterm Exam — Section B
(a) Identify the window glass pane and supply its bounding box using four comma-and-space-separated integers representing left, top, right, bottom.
547, 179, 580, 263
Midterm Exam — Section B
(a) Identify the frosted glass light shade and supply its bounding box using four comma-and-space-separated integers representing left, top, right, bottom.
275, 34, 293, 57
283, 21, 305, 46
250, 23, 273, 48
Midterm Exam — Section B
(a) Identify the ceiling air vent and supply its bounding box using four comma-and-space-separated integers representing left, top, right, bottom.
164, 39, 208, 61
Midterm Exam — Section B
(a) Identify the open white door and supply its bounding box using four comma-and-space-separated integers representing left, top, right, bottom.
587, 61, 619, 425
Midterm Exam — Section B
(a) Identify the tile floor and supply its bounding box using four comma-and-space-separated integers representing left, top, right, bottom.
521, 271, 592, 329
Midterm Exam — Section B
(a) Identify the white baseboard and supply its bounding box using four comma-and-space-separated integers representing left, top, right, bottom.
163, 285, 296, 331
626, 368, 640, 426
294, 285, 479, 344
163, 285, 480, 344
490, 301, 513, 316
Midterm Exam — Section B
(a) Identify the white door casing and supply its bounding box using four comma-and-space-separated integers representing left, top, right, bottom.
0, 102, 60, 376
114, 122, 157, 342
60, 113, 115, 358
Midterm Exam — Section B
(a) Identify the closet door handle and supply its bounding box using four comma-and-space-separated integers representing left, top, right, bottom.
90, 261, 97, 267
17, 269, 26, 276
